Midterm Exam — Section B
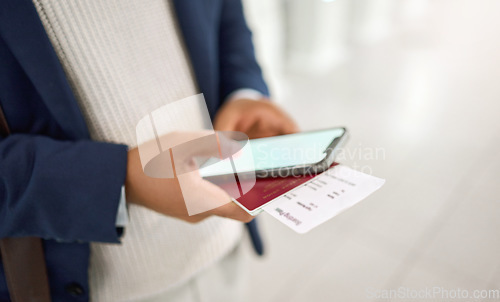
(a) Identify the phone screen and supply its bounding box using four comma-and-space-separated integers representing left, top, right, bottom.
199, 127, 345, 177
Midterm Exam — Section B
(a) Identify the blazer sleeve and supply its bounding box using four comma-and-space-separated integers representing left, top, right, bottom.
0, 134, 128, 243
218, 0, 270, 101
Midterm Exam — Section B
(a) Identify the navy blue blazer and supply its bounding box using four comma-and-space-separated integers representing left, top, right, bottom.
0, 0, 268, 300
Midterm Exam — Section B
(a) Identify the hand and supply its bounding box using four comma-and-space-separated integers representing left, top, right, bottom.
214, 98, 299, 139
124, 132, 254, 224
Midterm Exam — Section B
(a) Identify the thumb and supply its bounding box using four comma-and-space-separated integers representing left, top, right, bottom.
214, 111, 240, 131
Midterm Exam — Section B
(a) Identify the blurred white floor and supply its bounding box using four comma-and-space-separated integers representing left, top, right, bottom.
242, 0, 500, 301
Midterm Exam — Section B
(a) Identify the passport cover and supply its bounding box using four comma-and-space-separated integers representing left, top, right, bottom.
235, 163, 339, 213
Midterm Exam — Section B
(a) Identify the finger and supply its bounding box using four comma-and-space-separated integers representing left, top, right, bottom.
210, 201, 254, 223
250, 117, 290, 138
281, 119, 300, 134
178, 174, 239, 216
183, 213, 210, 224
264, 113, 299, 136
214, 110, 240, 131
171, 132, 239, 170
232, 115, 257, 134
247, 127, 277, 139
216, 131, 245, 158
156, 130, 213, 149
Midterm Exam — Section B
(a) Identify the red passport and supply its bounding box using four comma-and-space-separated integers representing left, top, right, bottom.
234, 163, 339, 213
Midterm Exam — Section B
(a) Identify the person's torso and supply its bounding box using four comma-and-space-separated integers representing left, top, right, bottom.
31, 0, 242, 300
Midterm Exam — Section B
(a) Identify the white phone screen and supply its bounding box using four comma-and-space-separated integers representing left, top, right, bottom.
199, 127, 345, 177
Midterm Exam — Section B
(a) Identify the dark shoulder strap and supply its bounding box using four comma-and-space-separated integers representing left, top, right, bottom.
0, 104, 10, 137
0, 104, 51, 302
0, 238, 51, 302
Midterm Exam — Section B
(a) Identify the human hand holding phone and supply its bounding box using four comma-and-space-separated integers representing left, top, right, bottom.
214, 98, 299, 139
124, 131, 254, 223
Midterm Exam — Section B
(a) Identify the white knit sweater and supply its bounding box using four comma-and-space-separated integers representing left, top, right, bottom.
32, 1, 243, 301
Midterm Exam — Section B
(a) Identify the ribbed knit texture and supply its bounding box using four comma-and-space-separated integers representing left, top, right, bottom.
32, 1, 243, 300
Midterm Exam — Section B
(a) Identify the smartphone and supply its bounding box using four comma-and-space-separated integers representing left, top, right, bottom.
199, 127, 348, 179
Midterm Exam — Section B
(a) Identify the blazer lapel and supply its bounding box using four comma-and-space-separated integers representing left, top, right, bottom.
171, 0, 219, 117
0, 0, 89, 140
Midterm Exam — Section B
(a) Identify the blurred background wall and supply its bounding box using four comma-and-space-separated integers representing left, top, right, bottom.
239, 0, 500, 301
244, 0, 431, 96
